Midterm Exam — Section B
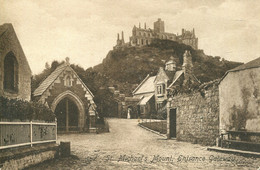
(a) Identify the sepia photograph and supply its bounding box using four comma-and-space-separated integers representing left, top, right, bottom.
0, 0, 260, 169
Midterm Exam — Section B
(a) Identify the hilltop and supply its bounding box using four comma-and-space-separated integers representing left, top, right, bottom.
92, 39, 242, 95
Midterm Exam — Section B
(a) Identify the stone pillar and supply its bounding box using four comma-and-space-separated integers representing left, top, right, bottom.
66, 98, 69, 132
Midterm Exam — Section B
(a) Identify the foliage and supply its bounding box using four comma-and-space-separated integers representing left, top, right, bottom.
93, 39, 242, 95
0, 96, 55, 122
31, 39, 243, 117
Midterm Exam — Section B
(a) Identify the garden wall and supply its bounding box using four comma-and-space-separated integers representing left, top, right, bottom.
167, 81, 219, 145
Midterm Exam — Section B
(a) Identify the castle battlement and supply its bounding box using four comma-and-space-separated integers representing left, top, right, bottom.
114, 18, 198, 50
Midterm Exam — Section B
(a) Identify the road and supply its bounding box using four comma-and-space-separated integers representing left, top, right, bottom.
28, 118, 260, 170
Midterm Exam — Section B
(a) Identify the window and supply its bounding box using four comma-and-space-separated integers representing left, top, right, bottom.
157, 84, 165, 95
65, 75, 72, 87
4, 52, 18, 93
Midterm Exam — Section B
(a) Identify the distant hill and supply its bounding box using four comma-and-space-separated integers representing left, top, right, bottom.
92, 39, 242, 95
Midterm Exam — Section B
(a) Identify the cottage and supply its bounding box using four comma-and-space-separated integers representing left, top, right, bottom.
0, 24, 31, 101
219, 57, 260, 132
33, 58, 97, 132
133, 50, 199, 118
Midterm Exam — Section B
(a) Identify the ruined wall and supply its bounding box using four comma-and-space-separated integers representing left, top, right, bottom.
219, 68, 260, 132
168, 84, 219, 146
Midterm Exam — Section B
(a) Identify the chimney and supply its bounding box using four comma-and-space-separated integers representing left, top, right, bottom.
117, 33, 119, 40
182, 50, 193, 74
145, 23, 146, 29
182, 29, 185, 35
139, 22, 141, 28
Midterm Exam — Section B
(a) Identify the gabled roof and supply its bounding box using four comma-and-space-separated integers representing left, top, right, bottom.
168, 70, 184, 88
154, 67, 170, 84
133, 75, 156, 95
219, 57, 260, 83
33, 63, 94, 97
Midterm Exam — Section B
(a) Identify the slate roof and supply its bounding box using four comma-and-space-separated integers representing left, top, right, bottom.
33, 63, 94, 97
220, 57, 260, 83
133, 75, 156, 95
168, 70, 184, 88
138, 94, 154, 105
228, 57, 260, 72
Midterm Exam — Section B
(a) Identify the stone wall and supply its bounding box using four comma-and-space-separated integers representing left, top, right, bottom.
167, 82, 219, 146
0, 24, 31, 101
0, 144, 58, 170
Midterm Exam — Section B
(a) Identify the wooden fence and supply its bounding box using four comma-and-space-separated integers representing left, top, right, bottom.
0, 121, 57, 149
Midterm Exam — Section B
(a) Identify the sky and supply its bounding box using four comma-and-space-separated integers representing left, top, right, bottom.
1, 0, 260, 74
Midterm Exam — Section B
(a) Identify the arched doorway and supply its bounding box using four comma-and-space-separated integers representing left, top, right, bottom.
51, 90, 86, 132
54, 97, 79, 131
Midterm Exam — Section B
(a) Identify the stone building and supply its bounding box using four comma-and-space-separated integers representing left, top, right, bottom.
33, 58, 97, 132
219, 57, 260, 132
133, 50, 199, 118
115, 18, 198, 49
0, 23, 31, 101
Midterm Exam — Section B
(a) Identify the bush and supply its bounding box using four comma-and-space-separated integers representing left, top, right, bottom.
0, 96, 55, 122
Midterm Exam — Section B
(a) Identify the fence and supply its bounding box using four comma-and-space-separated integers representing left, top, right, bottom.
0, 121, 57, 150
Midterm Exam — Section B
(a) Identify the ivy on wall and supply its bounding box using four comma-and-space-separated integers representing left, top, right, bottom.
0, 96, 55, 122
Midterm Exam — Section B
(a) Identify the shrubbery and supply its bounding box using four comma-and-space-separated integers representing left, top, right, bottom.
0, 96, 55, 122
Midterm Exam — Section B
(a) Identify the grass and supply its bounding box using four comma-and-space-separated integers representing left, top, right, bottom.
139, 120, 167, 134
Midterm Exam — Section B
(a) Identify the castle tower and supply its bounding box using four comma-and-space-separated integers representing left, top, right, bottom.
121, 31, 124, 43
154, 18, 165, 33
117, 33, 121, 45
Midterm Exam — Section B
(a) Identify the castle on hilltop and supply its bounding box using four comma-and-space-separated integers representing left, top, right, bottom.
114, 18, 198, 50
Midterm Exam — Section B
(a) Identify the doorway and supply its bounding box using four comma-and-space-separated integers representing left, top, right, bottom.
169, 108, 177, 138
54, 97, 79, 132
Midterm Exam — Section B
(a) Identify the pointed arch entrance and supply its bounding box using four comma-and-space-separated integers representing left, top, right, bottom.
51, 90, 86, 132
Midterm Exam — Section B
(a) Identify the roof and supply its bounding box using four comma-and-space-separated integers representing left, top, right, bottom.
138, 94, 154, 105
229, 57, 260, 72
33, 63, 94, 97
133, 75, 156, 95
34, 64, 67, 96
219, 57, 260, 83
168, 70, 184, 88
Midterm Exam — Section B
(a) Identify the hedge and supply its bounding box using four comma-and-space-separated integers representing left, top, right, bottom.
0, 96, 55, 122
